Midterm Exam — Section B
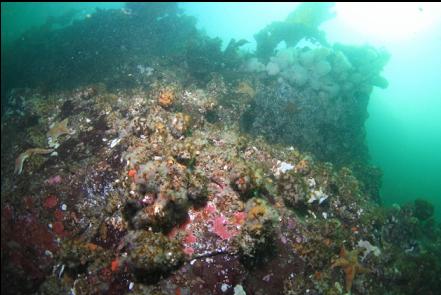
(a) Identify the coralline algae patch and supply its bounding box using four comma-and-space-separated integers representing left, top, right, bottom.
165, 206, 248, 294
172, 202, 246, 257
1, 205, 58, 282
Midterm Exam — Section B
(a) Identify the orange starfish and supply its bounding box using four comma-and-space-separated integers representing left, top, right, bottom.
47, 118, 71, 141
331, 246, 370, 293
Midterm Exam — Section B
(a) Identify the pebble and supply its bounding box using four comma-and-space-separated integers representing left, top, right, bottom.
109, 138, 121, 148
58, 264, 65, 278
221, 283, 230, 292
128, 282, 134, 290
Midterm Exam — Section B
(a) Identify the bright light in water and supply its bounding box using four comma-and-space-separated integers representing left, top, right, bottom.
335, 2, 440, 41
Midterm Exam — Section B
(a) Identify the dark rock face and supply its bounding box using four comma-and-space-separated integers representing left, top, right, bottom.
240, 45, 389, 201
243, 47, 386, 164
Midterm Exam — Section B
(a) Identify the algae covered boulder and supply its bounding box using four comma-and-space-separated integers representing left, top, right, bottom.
123, 158, 209, 233
413, 198, 434, 221
122, 230, 185, 284
235, 197, 278, 266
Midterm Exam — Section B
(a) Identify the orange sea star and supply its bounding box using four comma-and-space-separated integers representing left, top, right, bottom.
331, 246, 370, 293
47, 118, 70, 138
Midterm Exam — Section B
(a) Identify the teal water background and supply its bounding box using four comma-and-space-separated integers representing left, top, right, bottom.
2, 2, 441, 218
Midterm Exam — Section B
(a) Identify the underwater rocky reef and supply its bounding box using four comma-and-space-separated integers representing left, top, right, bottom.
1, 3, 440, 295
